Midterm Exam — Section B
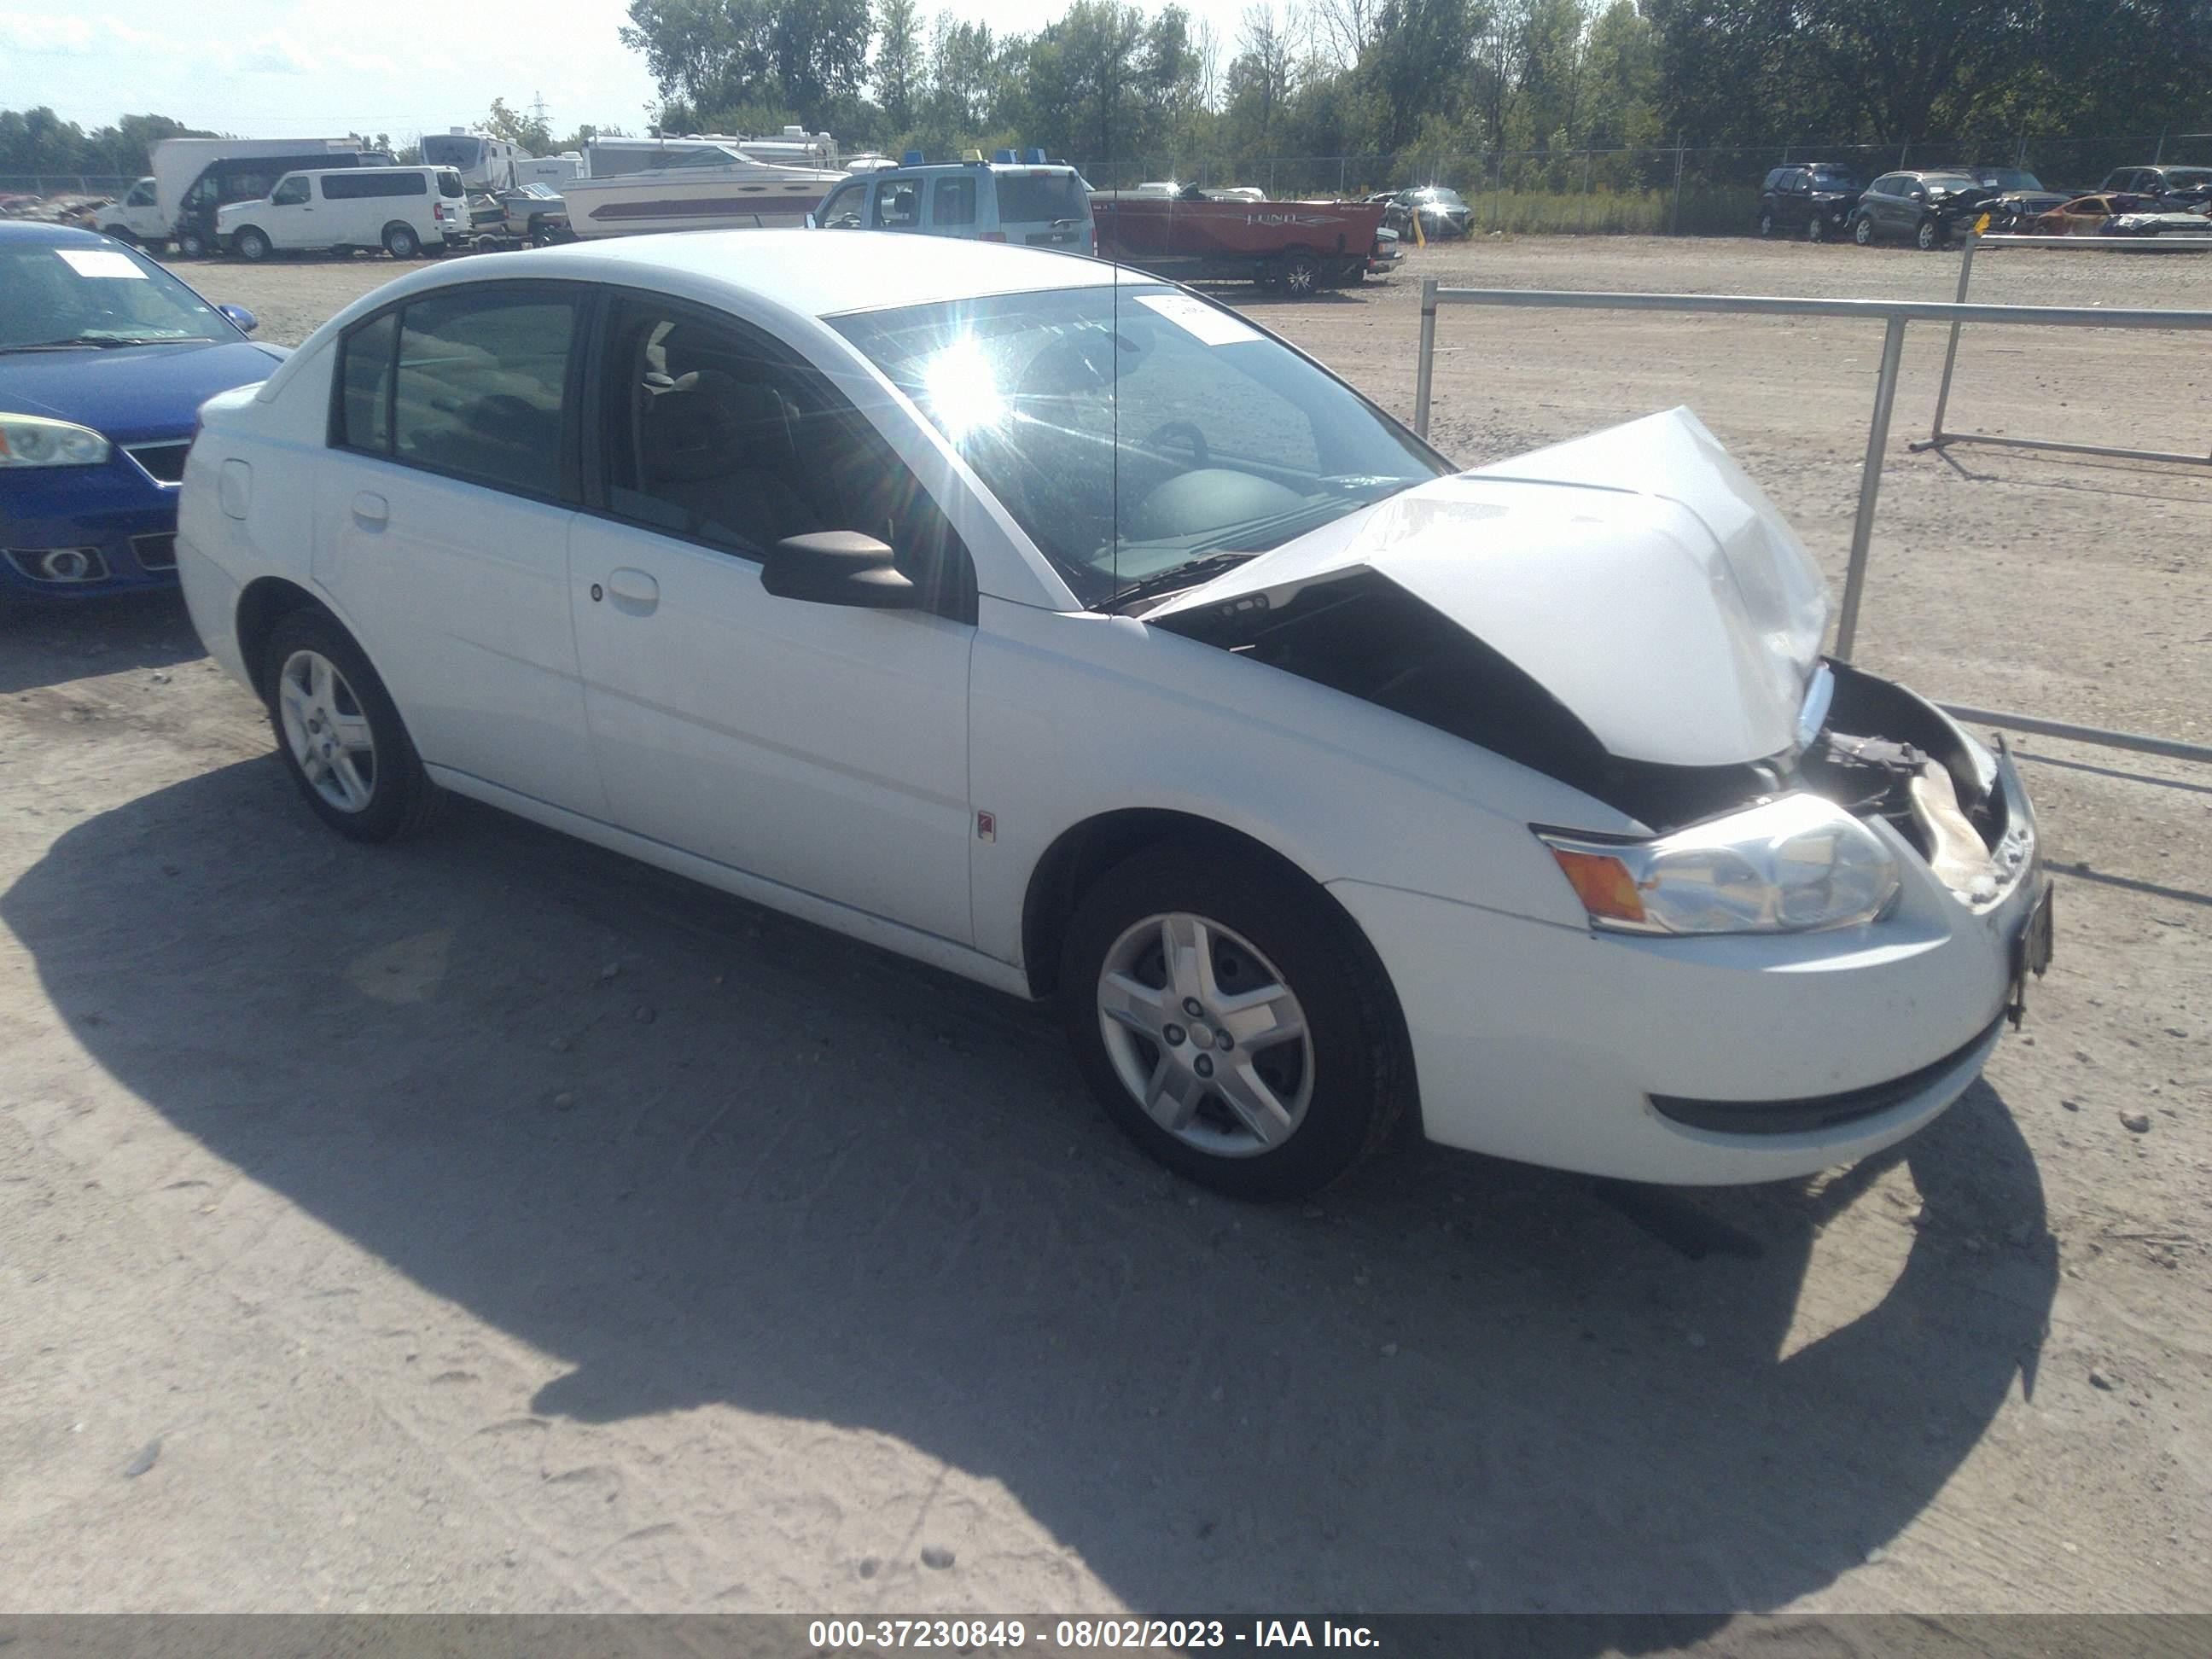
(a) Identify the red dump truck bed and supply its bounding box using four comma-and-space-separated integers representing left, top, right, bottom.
1090, 191, 1388, 294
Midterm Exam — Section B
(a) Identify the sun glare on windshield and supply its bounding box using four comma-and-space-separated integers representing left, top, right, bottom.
922, 335, 1006, 440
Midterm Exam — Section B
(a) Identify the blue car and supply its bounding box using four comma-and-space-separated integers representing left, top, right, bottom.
1, 221, 285, 600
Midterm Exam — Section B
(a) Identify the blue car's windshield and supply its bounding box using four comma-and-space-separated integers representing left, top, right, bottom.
0, 241, 231, 350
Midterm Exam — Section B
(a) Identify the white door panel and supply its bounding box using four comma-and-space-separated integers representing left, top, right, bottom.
569, 515, 975, 944
311, 455, 603, 817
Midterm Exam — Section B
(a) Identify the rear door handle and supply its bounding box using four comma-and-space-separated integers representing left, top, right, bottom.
352, 492, 387, 525
604, 568, 659, 614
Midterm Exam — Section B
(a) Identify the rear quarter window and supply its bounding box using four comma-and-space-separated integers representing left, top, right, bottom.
323, 172, 429, 200
993, 172, 1088, 224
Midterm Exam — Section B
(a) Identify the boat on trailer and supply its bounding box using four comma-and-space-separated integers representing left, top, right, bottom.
562, 133, 846, 238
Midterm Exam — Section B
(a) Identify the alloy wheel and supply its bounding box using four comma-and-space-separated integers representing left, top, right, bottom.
276, 649, 377, 812
1095, 911, 1314, 1158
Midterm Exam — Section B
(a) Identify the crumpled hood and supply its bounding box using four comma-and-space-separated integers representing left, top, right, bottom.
1149, 407, 1831, 767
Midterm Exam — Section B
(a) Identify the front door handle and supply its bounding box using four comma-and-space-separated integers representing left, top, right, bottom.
604, 568, 659, 614
352, 492, 387, 525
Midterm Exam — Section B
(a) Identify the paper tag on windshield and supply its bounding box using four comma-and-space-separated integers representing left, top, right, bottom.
56, 248, 147, 279
1135, 292, 1260, 346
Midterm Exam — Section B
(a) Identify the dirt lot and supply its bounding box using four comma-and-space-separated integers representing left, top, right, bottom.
1, 236, 2206, 1625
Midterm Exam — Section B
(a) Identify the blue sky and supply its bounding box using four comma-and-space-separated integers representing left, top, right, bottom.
3, 0, 1257, 148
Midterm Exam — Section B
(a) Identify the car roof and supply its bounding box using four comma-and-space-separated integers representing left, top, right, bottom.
0, 219, 107, 247
419, 229, 1126, 318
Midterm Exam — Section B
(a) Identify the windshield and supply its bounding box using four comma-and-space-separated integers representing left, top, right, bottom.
0, 242, 232, 349
1923, 174, 1980, 193
2167, 167, 2212, 186
422, 134, 487, 170
831, 283, 1447, 606
1807, 168, 1859, 189
1413, 188, 1466, 206
1975, 168, 2042, 189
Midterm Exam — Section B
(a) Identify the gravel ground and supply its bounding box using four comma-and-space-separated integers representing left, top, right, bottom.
0, 236, 2205, 1625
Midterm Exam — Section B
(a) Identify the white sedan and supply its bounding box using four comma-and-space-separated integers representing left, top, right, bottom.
176, 231, 2052, 1199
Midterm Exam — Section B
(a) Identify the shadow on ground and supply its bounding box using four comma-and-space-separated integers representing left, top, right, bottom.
0, 591, 204, 697
2, 760, 2058, 1624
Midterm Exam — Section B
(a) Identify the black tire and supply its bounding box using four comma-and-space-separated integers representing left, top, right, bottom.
177, 227, 208, 259
260, 609, 443, 843
1278, 251, 1320, 297
1058, 840, 1407, 1200
234, 225, 271, 263
383, 223, 421, 259
1916, 216, 1942, 251
1852, 213, 1875, 247
1756, 210, 1776, 238
1806, 213, 1828, 242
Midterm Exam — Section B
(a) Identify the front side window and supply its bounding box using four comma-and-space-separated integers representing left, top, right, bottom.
335, 286, 579, 496
831, 284, 1447, 606
125, 180, 156, 206
817, 179, 867, 229
271, 176, 311, 207
594, 295, 969, 608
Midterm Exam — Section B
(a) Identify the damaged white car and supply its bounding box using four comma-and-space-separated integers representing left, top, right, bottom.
175, 231, 2053, 1199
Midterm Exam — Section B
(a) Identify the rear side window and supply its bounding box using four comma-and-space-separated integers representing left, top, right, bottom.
393, 288, 576, 496
994, 172, 1087, 224
932, 176, 977, 227
322, 171, 428, 200
336, 311, 399, 451
437, 171, 464, 199
875, 178, 920, 229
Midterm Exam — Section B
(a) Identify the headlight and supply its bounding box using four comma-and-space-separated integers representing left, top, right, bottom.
1536, 794, 1901, 935
0, 414, 112, 469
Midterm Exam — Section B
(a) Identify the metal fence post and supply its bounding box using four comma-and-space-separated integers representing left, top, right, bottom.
1669, 134, 1684, 235
1918, 233, 1979, 449
1414, 279, 1439, 439
1580, 146, 1592, 232
1836, 316, 1908, 662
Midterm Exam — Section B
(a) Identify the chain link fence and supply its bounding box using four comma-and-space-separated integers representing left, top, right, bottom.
1073, 132, 2212, 235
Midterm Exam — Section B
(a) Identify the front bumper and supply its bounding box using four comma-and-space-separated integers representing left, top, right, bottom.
0, 442, 187, 598
1330, 705, 2048, 1185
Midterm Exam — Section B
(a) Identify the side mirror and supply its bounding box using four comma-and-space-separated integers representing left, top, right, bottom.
760, 531, 917, 609
218, 304, 258, 335
804, 212, 818, 229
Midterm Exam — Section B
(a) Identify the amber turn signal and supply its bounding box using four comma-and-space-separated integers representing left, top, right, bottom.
1549, 848, 1648, 926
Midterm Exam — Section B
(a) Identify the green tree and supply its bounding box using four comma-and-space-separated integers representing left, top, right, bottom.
620, 0, 874, 132
873, 0, 925, 131
485, 96, 555, 153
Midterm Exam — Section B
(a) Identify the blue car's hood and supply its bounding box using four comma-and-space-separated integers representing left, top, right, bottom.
0, 339, 285, 444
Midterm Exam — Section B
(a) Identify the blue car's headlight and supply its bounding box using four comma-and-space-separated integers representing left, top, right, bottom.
0, 413, 111, 469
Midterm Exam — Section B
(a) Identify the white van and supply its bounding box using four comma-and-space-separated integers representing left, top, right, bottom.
810, 154, 1093, 254
94, 178, 169, 247
215, 166, 468, 262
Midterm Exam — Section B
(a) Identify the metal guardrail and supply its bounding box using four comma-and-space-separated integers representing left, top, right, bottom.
1915, 233, 2212, 466
1412, 277, 2212, 765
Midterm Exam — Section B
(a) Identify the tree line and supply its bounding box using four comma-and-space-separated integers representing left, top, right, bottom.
620, 0, 2212, 175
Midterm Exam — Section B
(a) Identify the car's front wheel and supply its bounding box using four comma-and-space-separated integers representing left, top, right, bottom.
1059, 842, 1406, 1200
233, 226, 271, 262
262, 610, 443, 842
1916, 216, 1943, 251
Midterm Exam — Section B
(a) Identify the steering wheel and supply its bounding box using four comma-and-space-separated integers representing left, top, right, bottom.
1143, 420, 1210, 469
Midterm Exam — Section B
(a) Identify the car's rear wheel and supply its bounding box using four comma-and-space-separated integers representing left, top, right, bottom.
1059, 842, 1406, 1200
233, 226, 271, 263
177, 228, 208, 259
1853, 213, 1876, 246
262, 610, 443, 843
1807, 213, 1828, 242
1756, 210, 1776, 238
383, 223, 421, 259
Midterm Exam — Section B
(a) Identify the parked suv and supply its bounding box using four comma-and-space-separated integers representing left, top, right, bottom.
2098, 166, 2212, 207
1848, 171, 1995, 249
216, 166, 467, 262
810, 153, 1094, 255
1755, 164, 1862, 241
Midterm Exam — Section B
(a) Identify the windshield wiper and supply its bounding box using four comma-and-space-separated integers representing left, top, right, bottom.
1094, 550, 1260, 614
3, 334, 212, 351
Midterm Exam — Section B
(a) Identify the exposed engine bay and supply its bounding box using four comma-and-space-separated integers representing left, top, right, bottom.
1152, 569, 2021, 903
